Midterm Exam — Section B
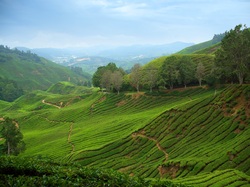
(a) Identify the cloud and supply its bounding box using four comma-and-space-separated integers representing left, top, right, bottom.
1, 0, 250, 48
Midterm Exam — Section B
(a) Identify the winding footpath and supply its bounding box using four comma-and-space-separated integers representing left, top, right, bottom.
42, 99, 61, 109
67, 123, 75, 153
132, 130, 169, 162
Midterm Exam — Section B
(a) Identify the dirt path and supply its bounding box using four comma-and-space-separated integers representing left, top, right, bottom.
42, 99, 61, 109
67, 123, 75, 153
132, 130, 169, 162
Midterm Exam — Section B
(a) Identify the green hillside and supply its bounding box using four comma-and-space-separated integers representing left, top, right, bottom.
0, 45, 90, 92
146, 54, 214, 70
0, 83, 249, 186
176, 33, 224, 54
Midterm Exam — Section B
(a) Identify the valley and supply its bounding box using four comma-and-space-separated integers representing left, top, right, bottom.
0, 25, 250, 186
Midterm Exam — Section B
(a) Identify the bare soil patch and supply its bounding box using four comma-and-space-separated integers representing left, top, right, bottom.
158, 164, 180, 179
116, 100, 127, 107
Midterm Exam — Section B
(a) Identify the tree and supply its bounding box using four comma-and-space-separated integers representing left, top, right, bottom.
142, 64, 159, 92
160, 56, 179, 90
130, 64, 142, 92
101, 70, 112, 91
195, 62, 205, 86
92, 63, 120, 88
177, 56, 195, 88
111, 71, 123, 94
92, 66, 106, 87
0, 118, 26, 155
215, 24, 250, 84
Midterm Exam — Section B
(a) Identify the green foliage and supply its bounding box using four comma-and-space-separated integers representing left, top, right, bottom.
215, 24, 250, 84
0, 156, 188, 187
92, 62, 126, 93
176, 33, 225, 55
0, 118, 25, 156
0, 77, 23, 102
0, 45, 88, 91
160, 56, 179, 89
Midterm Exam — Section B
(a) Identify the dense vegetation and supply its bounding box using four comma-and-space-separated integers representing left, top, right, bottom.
0, 45, 90, 94
0, 77, 23, 102
0, 156, 190, 187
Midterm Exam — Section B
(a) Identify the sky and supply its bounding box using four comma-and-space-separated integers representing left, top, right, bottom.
0, 0, 250, 49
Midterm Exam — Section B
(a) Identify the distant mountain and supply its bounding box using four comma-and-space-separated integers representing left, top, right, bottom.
176, 33, 225, 54
0, 45, 90, 91
95, 42, 194, 59
16, 42, 193, 73
61, 55, 155, 74
62, 56, 120, 75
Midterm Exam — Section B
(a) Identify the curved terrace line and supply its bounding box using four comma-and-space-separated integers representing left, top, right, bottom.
132, 130, 169, 162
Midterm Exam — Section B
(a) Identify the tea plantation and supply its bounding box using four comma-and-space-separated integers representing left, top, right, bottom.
0, 83, 249, 186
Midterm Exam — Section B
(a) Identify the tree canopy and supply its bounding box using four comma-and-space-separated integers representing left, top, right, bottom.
0, 118, 26, 156
215, 24, 250, 84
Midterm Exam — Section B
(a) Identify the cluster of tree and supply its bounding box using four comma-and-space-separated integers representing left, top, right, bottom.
92, 63, 125, 94
92, 24, 249, 93
215, 24, 250, 85
92, 58, 208, 93
0, 45, 42, 64
0, 77, 24, 102
0, 118, 26, 156
212, 33, 226, 44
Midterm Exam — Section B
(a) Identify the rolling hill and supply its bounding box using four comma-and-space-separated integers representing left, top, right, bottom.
0, 45, 91, 92
176, 33, 224, 55
0, 82, 249, 186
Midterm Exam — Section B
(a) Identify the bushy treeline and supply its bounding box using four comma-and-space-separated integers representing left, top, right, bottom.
0, 77, 23, 102
0, 157, 190, 187
92, 24, 250, 93
0, 45, 42, 64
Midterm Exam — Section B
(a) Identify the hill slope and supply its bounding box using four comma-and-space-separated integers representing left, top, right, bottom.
0, 84, 249, 186
0, 45, 90, 91
176, 33, 224, 54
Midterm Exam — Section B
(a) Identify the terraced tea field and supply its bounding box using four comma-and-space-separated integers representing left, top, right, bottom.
0, 85, 249, 186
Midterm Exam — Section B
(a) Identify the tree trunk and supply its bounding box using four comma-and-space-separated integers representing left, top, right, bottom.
199, 79, 202, 87
237, 72, 244, 85
7, 141, 10, 155
136, 82, 139, 92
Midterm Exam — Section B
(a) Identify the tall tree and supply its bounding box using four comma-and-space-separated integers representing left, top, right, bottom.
160, 56, 179, 90
195, 62, 206, 86
215, 24, 250, 84
142, 64, 159, 92
177, 56, 195, 88
0, 118, 26, 156
92, 66, 106, 87
101, 70, 112, 91
111, 71, 123, 94
130, 63, 142, 92
92, 63, 120, 88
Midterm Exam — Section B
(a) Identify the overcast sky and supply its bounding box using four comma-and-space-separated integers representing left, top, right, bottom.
0, 0, 249, 48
